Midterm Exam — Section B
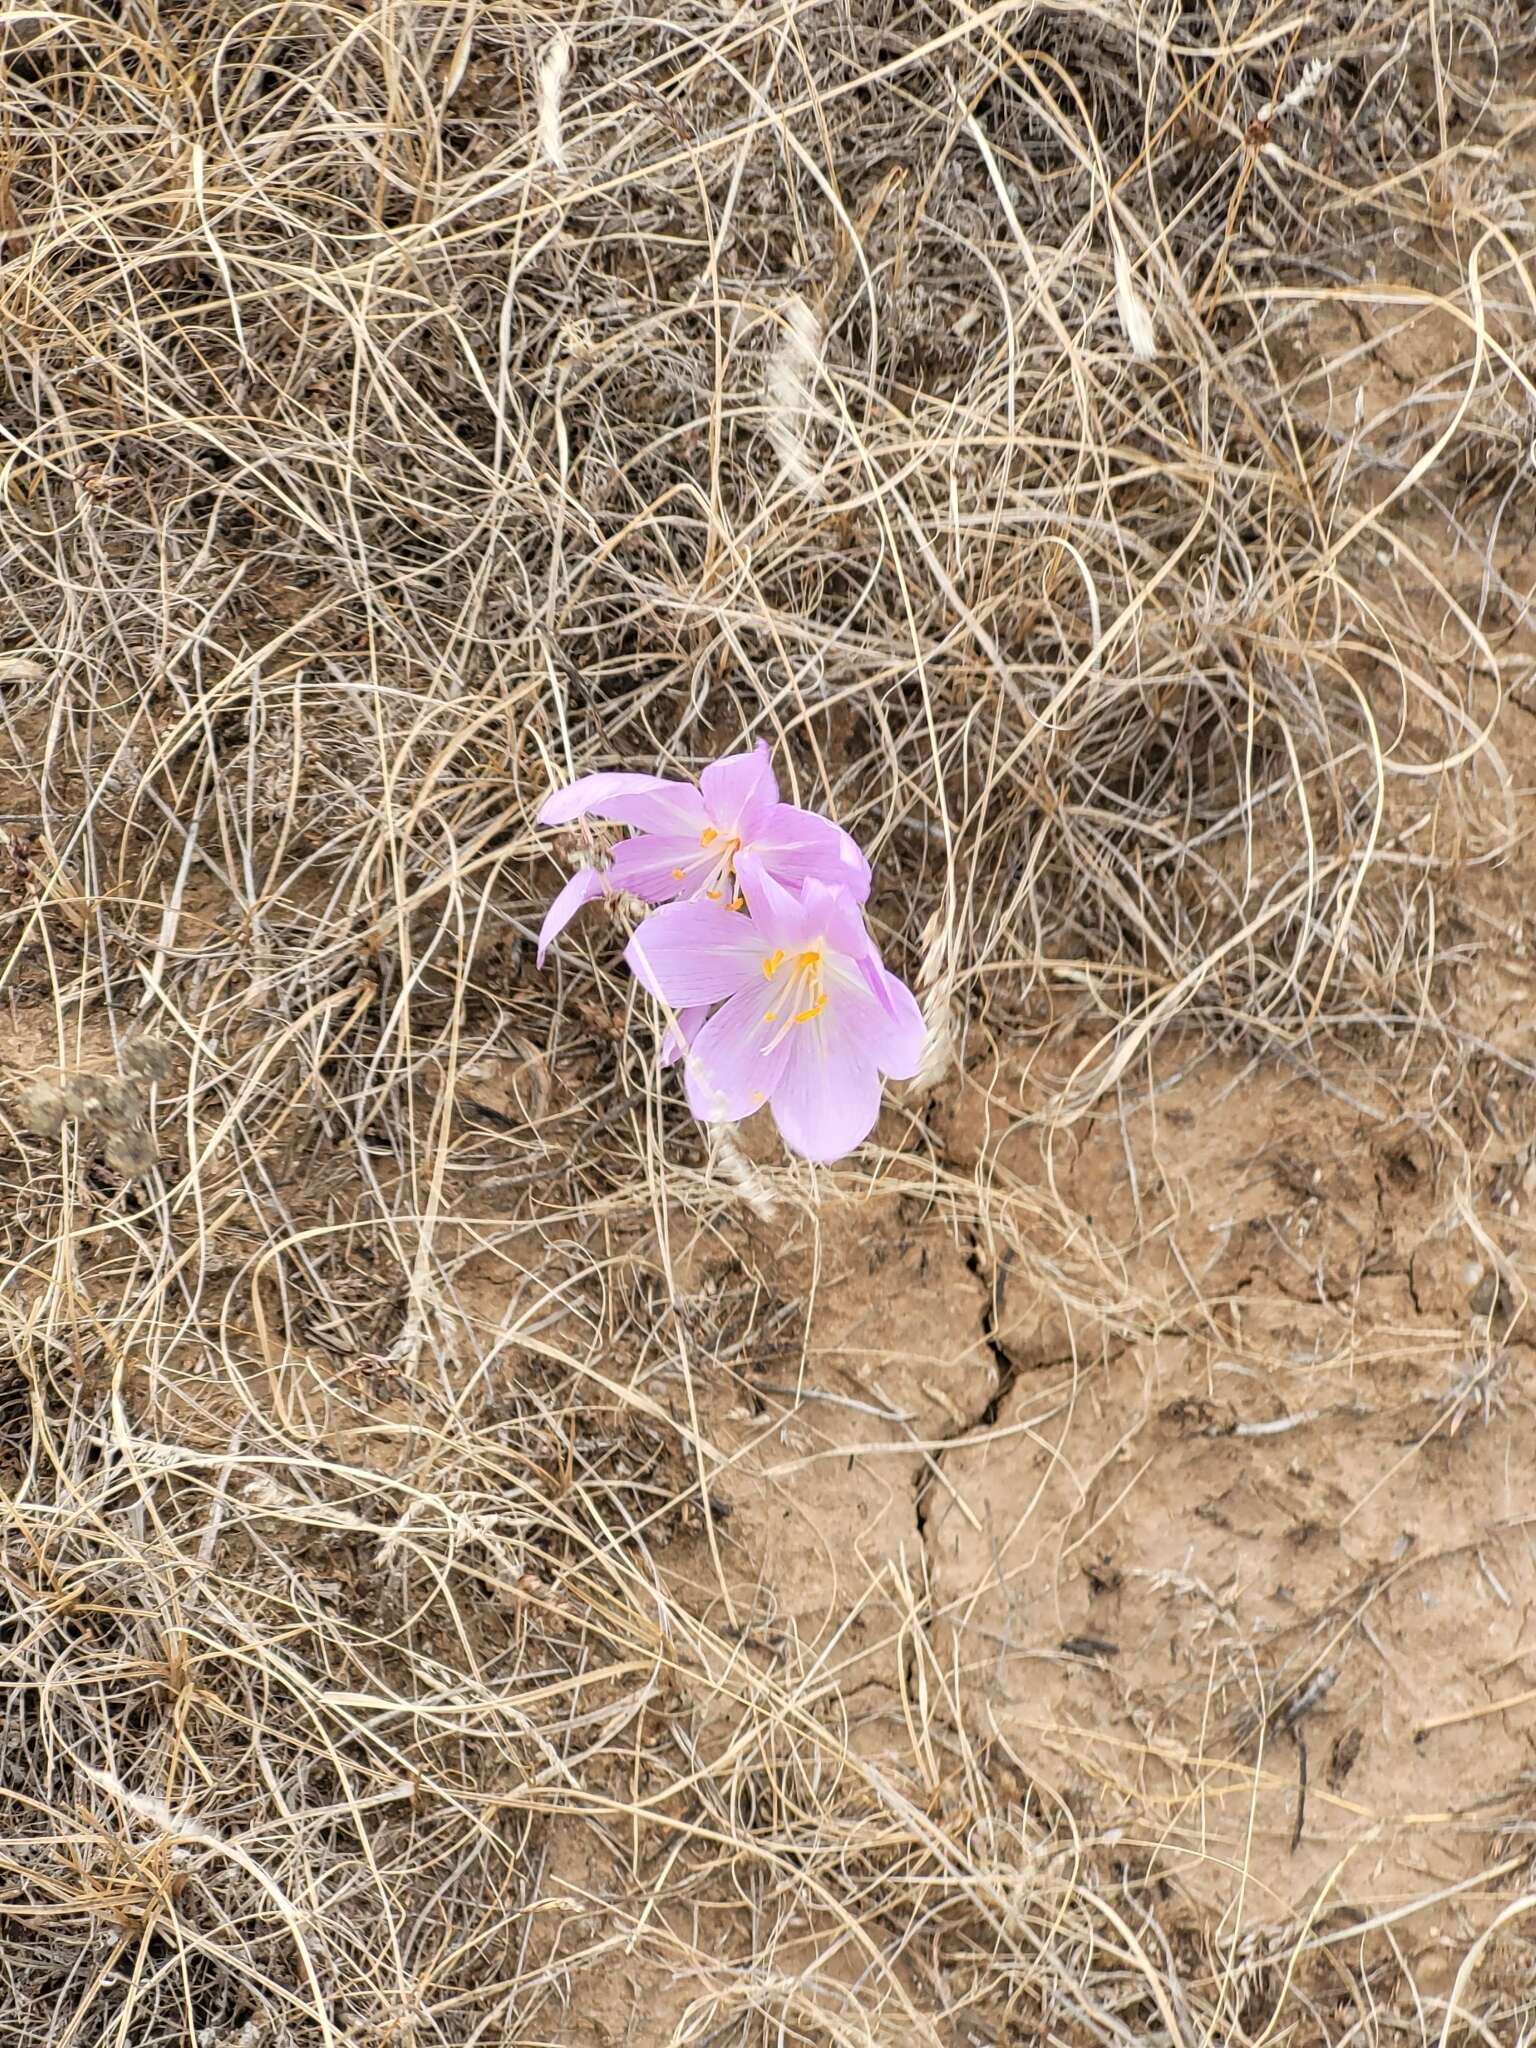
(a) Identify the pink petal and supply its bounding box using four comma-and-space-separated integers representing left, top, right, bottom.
624, 901, 765, 1008
857, 949, 902, 1021
796, 875, 875, 960
758, 941, 922, 1159
681, 983, 793, 1124
769, 1021, 882, 1163
700, 741, 778, 838
538, 771, 670, 825
536, 867, 608, 966
661, 1004, 709, 1068
757, 804, 871, 901
832, 958, 926, 1079
732, 855, 819, 949
608, 832, 705, 904
538, 770, 706, 836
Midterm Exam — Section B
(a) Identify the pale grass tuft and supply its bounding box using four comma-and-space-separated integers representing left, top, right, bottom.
910, 909, 958, 1092
1257, 55, 1335, 125
708, 1122, 781, 1222
81, 1766, 226, 1855
1113, 243, 1158, 360
765, 294, 826, 496
537, 34, 573, 172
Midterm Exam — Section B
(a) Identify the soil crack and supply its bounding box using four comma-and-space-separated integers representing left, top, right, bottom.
913, 1238, 1023, 1548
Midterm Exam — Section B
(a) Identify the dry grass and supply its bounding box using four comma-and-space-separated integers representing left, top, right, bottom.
2, 1, 1535, 2042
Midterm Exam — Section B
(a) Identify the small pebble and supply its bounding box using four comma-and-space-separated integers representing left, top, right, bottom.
15, 1079, 67, 1138
1470, 1270, 1505, 1318
64, 1075, 144, 1128
103, 1126, 159, 1177
121, 1037, 175, 1084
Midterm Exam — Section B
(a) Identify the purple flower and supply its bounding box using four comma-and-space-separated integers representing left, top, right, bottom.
535, 741, 869, 966
624, 857, 923, 1163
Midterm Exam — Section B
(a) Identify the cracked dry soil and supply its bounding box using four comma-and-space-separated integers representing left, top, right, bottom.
672, 1003, 1536, 1951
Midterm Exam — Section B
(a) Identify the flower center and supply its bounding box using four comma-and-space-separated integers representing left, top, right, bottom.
760, 948, 826, 1047
668, 826, 745, 908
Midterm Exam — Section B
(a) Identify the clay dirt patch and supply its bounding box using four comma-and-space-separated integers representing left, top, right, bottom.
923, 1044, 1536, 1940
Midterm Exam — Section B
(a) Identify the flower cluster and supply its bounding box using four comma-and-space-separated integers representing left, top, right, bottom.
536, 743, 923, 1162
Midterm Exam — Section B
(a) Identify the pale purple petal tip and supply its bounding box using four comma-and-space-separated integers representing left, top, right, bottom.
682, 985, 793, 1123
536, 867, 608, 966
538, 771, 668, 827
608, 832, 701, 904
623, 901, 764, 1008
771, 1032, 882, 1162
700, 741, 778, 837
797, 876, 872, 959
733, 854, 815, 948
759, 804, 871, 902
660, 1004, 709, 1068
865, 965, 926, 1080
538, 769, 706, 837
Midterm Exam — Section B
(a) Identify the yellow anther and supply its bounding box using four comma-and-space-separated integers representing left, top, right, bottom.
759, 943, 826, 1049
706, 888, 722, 900
728, 895, 745, 911
700, 826, 718, 846
671, 867, 685, 880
